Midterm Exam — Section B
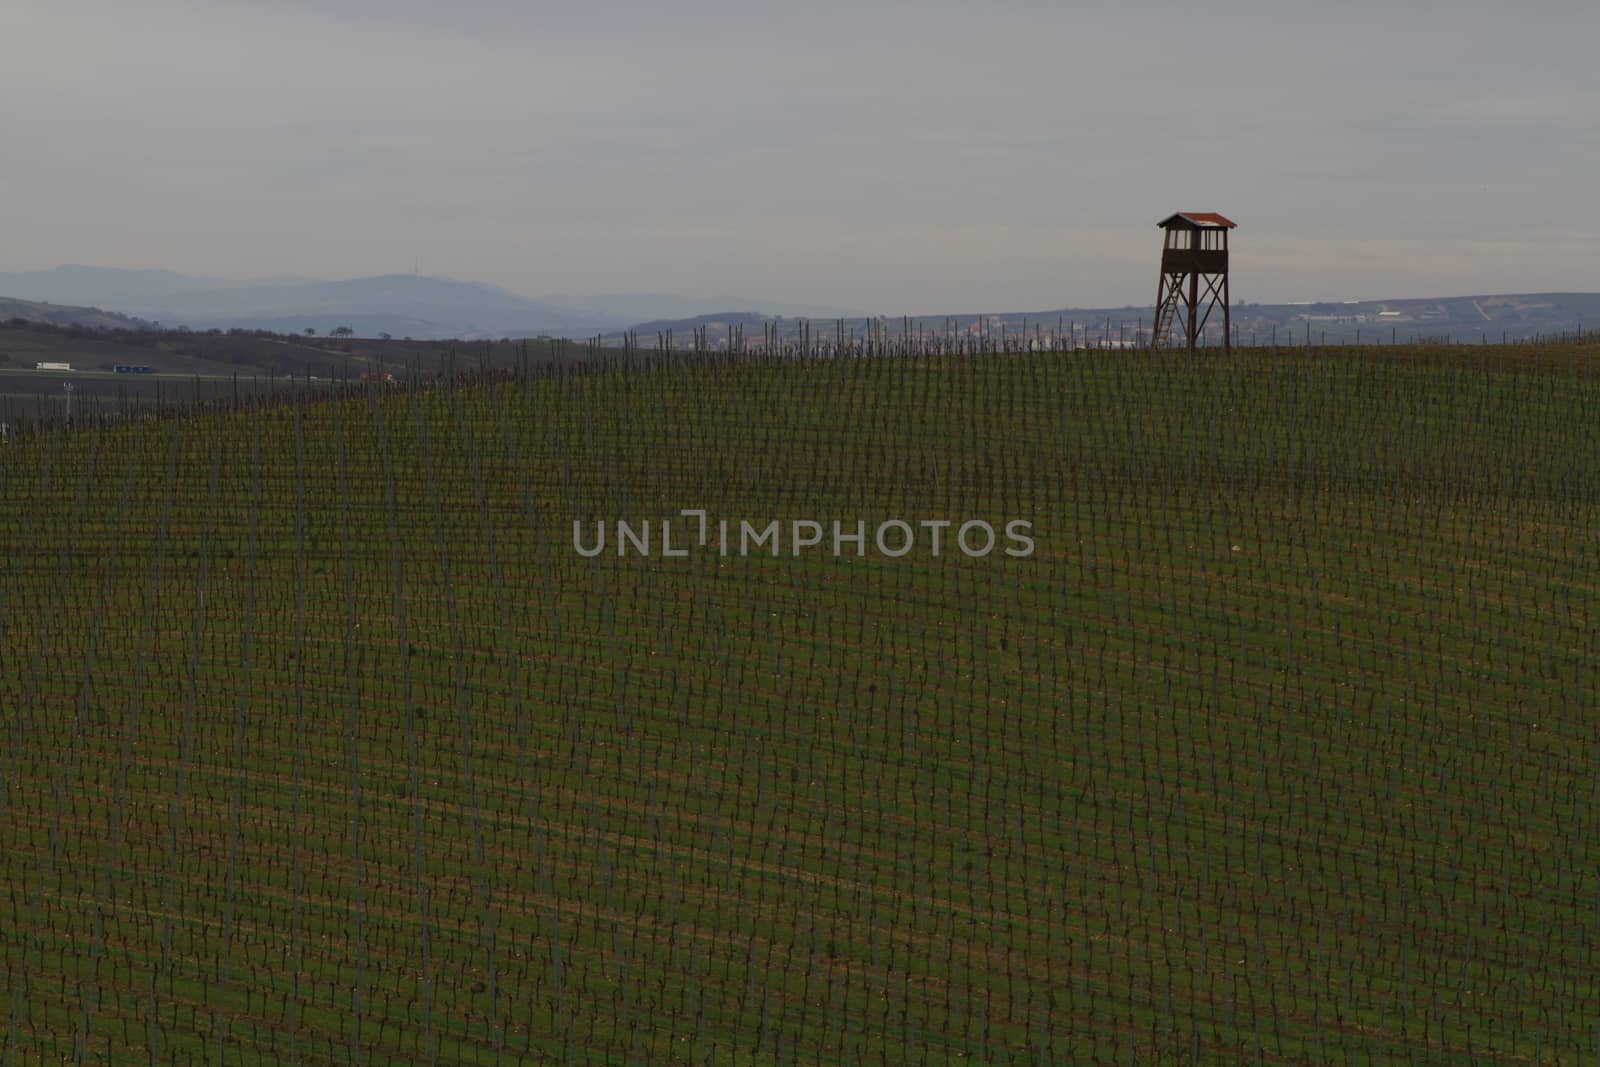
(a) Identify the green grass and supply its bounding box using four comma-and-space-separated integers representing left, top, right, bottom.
3, 344, 1600, 1064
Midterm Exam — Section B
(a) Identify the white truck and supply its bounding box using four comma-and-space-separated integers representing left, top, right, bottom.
35, 361, 72, 371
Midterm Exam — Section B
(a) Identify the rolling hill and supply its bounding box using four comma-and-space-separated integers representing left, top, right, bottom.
0, 294, 153, 330
3, 339, 1599, 1060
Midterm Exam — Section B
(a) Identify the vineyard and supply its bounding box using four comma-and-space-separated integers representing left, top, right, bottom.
2, 341, 1600, 1064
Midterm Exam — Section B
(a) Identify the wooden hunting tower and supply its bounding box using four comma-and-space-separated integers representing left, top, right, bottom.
1152, 212, 1235, 351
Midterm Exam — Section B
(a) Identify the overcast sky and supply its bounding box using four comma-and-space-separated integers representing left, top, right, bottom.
4, 1, 1597, 312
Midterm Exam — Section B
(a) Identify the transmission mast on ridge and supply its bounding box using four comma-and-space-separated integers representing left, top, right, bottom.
1151, 212, 1235, 352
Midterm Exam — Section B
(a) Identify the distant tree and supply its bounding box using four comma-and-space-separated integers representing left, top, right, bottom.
378, 332, 393, 341
304, 327, 316, 336
332, 325, 354, 337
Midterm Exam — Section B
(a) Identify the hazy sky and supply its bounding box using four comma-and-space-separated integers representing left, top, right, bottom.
4, 1, 1598, 312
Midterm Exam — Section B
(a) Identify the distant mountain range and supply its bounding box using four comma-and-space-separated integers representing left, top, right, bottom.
2, 266, 1598, 345
0, 266, 625, 340
0, 266, 864, 341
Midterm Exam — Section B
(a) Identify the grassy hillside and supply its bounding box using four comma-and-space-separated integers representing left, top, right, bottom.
0, 295, 152, 331
0, 321, 599, 422
2, 344, 1599, 1063
0, 318, 516, 378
